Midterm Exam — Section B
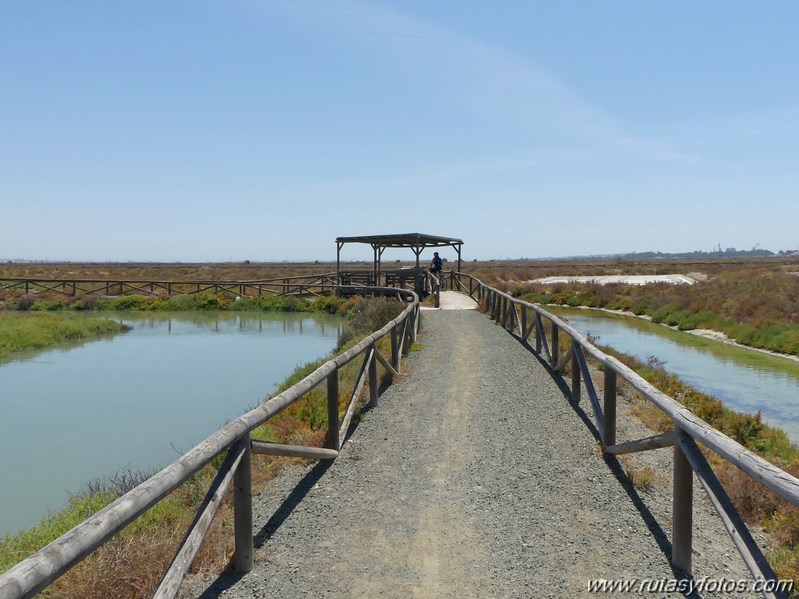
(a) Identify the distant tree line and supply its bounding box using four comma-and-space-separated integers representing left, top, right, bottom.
620, 248, 798, 260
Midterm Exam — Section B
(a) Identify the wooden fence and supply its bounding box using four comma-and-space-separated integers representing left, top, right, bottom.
452, 272, 798, 599
0, 287, 420, 599
0, 273, 341, 298
0, 270, 442, 300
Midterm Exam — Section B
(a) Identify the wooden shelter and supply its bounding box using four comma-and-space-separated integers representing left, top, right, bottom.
335, 233, 463, 293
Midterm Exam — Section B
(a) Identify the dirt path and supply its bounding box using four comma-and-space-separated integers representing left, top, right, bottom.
182, 310, 755, 598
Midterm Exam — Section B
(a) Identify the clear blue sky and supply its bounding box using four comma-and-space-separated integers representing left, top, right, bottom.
3, 1, 798, 262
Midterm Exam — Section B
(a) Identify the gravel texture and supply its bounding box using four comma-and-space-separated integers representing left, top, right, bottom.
181, 309, 758, 598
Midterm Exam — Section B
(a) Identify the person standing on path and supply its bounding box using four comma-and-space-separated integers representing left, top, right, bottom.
429, 251, 443, 274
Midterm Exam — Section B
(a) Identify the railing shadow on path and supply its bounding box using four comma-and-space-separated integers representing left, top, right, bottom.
465, 267, 798, 596
193, 461, 334, 599
513, 333, 698, 594
192, 383, 389, 599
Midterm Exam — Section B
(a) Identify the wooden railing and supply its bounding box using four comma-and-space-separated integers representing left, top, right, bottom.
0, 270, 440, 300
0, 273, 341, 298
0, 287, 420, 599
453, 272, 798, 599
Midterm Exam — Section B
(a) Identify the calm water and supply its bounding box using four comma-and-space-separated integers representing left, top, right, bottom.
0, 312, 342, 536
549, 307, 799, 444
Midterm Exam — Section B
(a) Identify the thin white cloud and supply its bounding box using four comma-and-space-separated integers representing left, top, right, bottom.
282, 149, 594, 195
263, 0, 695, 156
247, 0, 718, 197
677, 105, 799, 144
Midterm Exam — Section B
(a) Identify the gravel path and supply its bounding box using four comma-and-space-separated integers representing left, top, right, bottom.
182, 309, 756, 598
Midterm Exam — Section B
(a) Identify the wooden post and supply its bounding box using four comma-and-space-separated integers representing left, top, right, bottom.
521, 306, 527, 341
673, 428, 693, 575
603, 367, 617, 447
326, 369, 340, 450
390, 328, 399, 370
571, 342, 581, 404
498, 296, 504, 325
550, 322, 559, 368
535, 313, 542, 354
368, 346, 378, 408
233, 433, 253, 573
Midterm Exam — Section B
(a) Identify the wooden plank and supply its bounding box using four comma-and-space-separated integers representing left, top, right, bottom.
368, 343, 379, 408
553, 347, 572, 373
677, 434, 784, 597
603, 367, 617, 447
573, 345, 605, 436
605, 431, 674, 455
535, 313, 550, 362
549, 321, 559, 367
672, 429, 693, 574
521, 305, 527, 341
326, 369, 340, 450
521, 318, 536, 342
250, 441, 338, 460
390, 328, 399, 370
509, 303, 520, 334
153, 440, 245, 599
374, 347, 399, 377
233, 433, 253, 573
570, 343, 580, 402
338, 349, 373, 446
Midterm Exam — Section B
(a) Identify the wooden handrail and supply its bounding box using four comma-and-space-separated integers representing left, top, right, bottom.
454, 272, 795, 597
0, 286, 419, 599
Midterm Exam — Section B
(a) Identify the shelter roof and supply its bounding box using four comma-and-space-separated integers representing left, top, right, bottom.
335, 233, 462, 248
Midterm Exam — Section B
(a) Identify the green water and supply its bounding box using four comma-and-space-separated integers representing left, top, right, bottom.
548, 307, 799, 444
0, 312, 342, 537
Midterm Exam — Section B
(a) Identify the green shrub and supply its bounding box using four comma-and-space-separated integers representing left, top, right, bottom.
310, 294, 346, 314
96, 295, 151, 311
30, 300, 67, 311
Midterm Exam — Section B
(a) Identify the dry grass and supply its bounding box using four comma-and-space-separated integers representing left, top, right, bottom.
0, 261, 337, 282
617, 454, 657, 490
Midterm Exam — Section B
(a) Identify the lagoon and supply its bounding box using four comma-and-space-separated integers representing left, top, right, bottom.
0, 312, 342, 537
549, 307, 799, 445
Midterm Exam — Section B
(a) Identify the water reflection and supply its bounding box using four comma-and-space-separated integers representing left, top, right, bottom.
0, 311, 342, 536
549, 308, 799, 445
